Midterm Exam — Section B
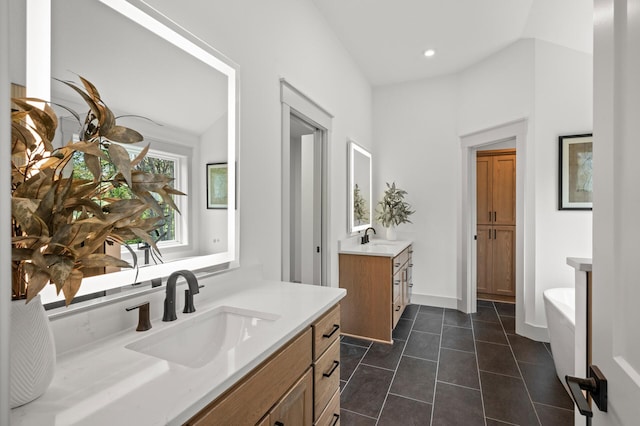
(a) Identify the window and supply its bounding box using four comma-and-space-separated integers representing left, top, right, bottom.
71, 142, 188, 251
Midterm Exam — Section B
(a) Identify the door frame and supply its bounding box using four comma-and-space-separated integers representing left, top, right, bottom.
459, 118, 546, 341
280, 79, 332, 286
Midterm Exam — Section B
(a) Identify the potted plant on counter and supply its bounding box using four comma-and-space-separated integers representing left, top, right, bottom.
10, 76, 185, 407
375, 182, 414, 240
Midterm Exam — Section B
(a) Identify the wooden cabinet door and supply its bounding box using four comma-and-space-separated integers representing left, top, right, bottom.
476, 225, 493, 294
402, 267, 411, 307
476, 156, 492, 225
269, 368, 313, 426
491, 226, 515, 297
492, 155, 516, 226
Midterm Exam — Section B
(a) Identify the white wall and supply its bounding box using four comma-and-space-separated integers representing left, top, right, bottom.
373, 38, 593, 337
532, 41, 593, 322
138, 0, 373, 285
373, 75, 459, 307
199, 113, 229, 256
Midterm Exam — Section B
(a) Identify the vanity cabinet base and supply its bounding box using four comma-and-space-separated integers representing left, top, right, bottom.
339, 245, 413, 344
185, 304, 341, 426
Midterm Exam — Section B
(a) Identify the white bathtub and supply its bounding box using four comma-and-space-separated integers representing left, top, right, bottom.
543, 287, 575, 395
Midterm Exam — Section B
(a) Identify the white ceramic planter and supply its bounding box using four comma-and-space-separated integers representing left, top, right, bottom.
385, 226, 397, 241
10, 294, 56, 408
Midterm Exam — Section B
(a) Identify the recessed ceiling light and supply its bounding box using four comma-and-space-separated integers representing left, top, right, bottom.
423, 49, 436, 58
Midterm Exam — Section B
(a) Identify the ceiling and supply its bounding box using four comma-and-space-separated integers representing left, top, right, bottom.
311, 0, 593, 86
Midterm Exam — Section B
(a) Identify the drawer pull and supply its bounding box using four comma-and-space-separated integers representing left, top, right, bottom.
275, 422, 284, 426
322, 324, 340, 339
323, 360, 340, 378
331, 413, 340, 426
394, 262, 400, 267
409, 263, 414, 267
394, 280, 400, 285
395, 305, 401, 311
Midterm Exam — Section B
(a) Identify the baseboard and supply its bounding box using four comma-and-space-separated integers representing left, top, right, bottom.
411, 293, 458, 309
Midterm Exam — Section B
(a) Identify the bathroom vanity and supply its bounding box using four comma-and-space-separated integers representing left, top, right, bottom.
338, 240, 413, 343
10, 270, 345, 426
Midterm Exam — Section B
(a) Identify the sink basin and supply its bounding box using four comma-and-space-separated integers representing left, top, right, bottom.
370, 240, 400, 246
369, 243, 395, 249
125, 306, 280, 368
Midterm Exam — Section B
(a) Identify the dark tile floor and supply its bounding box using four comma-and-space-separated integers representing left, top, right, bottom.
339, 301, 575, 426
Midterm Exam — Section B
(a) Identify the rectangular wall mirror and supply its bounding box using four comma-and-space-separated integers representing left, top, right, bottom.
21, 0, 239, 305
348, 140, 372, 234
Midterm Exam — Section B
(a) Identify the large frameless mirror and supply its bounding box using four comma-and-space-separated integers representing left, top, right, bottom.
25, 0, 239, 305
348, 140, 372, 234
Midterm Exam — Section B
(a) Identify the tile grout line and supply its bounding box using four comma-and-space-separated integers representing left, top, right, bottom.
340, 407, 378, 421
485, 416, 519, 425
470, 304, 489, 426
373, 307, 416, 425
435, 379, 482, 392
496, 302, 543, 426
358, 362, 396, 372
339, 340, 372, 397
533, 400, 575, 413
387, 391, 433, 405
429, 307, 446, 426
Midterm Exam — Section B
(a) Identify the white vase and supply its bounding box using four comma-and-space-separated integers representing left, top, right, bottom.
10, 294, 56, 408
386, 226, 397, 241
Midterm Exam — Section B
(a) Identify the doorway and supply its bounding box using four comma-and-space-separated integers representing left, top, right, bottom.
280, 80, 332, 287
289, 115, 322, 284
476, 148, 516, 304
458, 119, 543, 340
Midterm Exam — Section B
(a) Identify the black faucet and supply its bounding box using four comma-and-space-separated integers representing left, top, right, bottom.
162, 270, 200, 322
361, 227, 377, 244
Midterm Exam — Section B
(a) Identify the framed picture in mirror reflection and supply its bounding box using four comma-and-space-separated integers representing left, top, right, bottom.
207, 163, 228, 209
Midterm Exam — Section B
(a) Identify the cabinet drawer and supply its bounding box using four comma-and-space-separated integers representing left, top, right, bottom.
393, 246, 411, 274
313, 305, 341, 360
392, 297, 402, 328
187, 329, 312, 425
315, 388, 340, 426
314, 339, 340, 420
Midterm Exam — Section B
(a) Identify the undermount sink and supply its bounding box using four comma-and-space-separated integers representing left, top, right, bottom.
369, 240, 400, 248
125, 306, 280, 368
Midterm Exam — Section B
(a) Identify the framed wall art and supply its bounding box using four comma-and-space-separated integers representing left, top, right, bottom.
206, 162, 228, 209
559, 134, 593, 210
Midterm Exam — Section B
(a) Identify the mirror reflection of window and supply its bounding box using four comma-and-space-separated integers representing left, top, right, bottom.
72, 147, 185, 246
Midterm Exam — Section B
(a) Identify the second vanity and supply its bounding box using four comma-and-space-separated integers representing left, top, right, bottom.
339, 239, 413, 343
10, 269, 345, 426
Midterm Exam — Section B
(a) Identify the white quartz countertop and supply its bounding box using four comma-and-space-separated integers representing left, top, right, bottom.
567, 257, 592, 272
338, 238, 412, 257
10, 279, 345, 426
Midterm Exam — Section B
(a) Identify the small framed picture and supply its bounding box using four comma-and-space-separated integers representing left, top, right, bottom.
559, 134, 593, 210
206, 162, 228, 209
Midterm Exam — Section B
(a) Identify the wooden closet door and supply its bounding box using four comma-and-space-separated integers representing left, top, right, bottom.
476, 225, 493, 294
476, 156, 492, 225
492, 155, 516, 226
491, 226, 515, 297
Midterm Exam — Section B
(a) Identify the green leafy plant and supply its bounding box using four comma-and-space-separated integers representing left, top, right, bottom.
11, 76, 185, 305
353, 183, 369, 224
375, 182, 414, 228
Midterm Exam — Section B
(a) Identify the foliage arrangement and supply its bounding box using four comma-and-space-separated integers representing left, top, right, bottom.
353, 184, 369, 224
375, 182, 414, 228
11, 76, 185, 305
